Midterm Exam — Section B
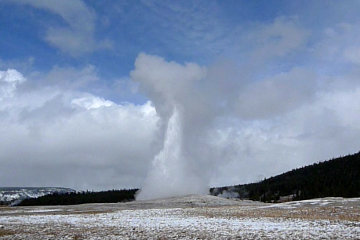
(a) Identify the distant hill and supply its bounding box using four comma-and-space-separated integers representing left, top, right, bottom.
0, 187, 75, 205
18, 189, 138, 206
211, 151, 360, 202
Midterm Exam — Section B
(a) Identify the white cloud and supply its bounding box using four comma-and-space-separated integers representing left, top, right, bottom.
316, 23, 360, 66
0, 69, 25, 100
248, 17, 309, 63
0, 68, 159, 190
71, 96, 114, 110
42, 65, 100, 89
236, 67, 317, 119
129, 0, 240, 58
10, 0, 111, 56
2, 50, 360, 192
211, 87, 360, 186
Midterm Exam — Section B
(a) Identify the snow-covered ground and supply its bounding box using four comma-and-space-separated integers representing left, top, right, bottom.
0, 195, 359, 239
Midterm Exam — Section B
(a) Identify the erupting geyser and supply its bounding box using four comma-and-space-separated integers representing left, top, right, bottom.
131, 53, 231, 200
136, 107, 207, 200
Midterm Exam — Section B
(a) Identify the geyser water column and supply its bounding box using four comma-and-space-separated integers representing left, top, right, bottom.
131, 53, 212, 200
136, 107, 207, 200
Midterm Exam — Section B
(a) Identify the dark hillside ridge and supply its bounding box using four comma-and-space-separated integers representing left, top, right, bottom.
18, 189, 138, 206
0, 187, 75, 205
211, 151, 360, 202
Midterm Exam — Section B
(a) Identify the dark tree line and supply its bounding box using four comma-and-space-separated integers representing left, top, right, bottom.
211, 151, 360, 202
16, 152, 360, 206
18, 189, 138, 206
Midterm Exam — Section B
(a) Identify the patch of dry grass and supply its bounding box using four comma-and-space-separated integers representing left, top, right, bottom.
73, 234, 83, 240
1, 198, 359, 239
189, 205, 360, 222
0, 228, 14, 237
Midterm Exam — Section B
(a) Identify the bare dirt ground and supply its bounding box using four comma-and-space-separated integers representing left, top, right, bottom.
0, 195, 359, 239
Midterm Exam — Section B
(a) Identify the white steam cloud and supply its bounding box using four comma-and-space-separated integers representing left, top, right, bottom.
131, 48, 360, 200
131, 53, 236, 199
136, 107, 208, 199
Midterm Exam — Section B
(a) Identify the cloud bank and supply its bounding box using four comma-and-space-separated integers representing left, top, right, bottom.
0, 68, 159, 190
1, 44, 360, 191
1, 6, 360, 193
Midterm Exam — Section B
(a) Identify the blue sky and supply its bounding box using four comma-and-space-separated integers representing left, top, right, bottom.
1, 1, 359, 79
1, 0, 360, 190
2, 1, 358, 78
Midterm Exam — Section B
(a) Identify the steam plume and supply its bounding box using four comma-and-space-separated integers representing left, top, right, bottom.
131, 53, 222, 200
